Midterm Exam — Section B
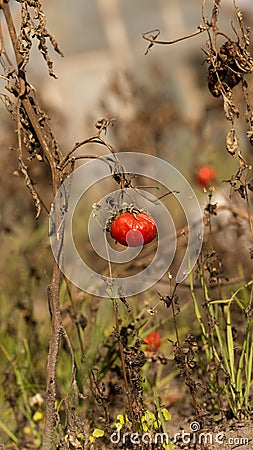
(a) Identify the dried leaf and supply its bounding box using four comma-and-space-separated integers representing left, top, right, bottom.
18, 156, 41, 218
223, 92, 239, 122
17, 0, 63, 78
226, 128, 239, 156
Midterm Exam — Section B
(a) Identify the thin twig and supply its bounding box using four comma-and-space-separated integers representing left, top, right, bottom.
59, 137, 105, 169
64, 277, 85, 355
142, 25, 210, 55
60, 135, 117, 169
59, 118, 116, 169
112, 298, 135, 425
60, 153, 113, 172
170, 283, 180, 346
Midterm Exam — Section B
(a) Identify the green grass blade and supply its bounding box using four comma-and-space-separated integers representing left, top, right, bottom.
226, 306, 235, 386
0, 420, 18, 444
236, 338, 246, 407
244, 338, 253, 408
189, 270, 208, 339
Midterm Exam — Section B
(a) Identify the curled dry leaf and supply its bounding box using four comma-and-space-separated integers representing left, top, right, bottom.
18, 156, 41, 218
17, 0, 63, 78
223, 91, 239, 122
226, 128, 239, 156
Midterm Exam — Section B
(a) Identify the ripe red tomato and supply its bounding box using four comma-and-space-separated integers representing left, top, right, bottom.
143, 331, 161, 352
196, 166, 216, 187
110, 212, 157, 247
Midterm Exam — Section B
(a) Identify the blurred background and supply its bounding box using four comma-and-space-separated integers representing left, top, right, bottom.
1, 2, 253, 446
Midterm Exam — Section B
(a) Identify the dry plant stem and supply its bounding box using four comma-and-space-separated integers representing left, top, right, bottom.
210, 0, 221, 48
0, 19, 16, 71
208, 216, 214, 252
89, 369, 110, 426
59, 137, 105, 169
60, 153, 112, 172
0, 4, 65, 447
206, 195, 224, 300
244, 185, 253, 240
65, 277, 85, 354
142, 26, 210, 51
43, 252, 64, 445
202, 0, 230, 53
43, 167, 69, 449
44, 265, 63, 449
112, 298, 135, 425
171, 284, 180, 346
207, 201, 225, 315
171, 284, 200, 415
59, 120, 116, 170
41, 178, 73, 449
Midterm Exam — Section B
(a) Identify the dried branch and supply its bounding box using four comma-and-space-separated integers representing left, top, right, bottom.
142, 25, 209, 55
59, 118, 116, 169
0, 3, 67, 448
17, 99, 41, 217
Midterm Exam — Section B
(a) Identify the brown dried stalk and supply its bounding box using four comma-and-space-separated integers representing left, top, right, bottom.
0, 2, 66, 447
142, 25, 209, 56
0, 3, 77, 448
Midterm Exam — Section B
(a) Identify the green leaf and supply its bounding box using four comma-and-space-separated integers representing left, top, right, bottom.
154, 420, 161, 429
77, 433, 85, 441
33, 411, 43, 422
142, 422, 148, 432
0, 420, 19, 444
92, 428, 104, 438
161, 408, 171, 421
143, 409, 155, 426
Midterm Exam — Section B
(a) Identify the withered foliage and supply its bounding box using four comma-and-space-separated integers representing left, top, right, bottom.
17, 0, 63, 77
207, 41, 253, 98
0, 0, 63, 217
143, 0, 253, 189
203, 0, 253, 188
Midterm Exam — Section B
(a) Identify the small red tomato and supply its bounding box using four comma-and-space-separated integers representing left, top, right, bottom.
110, 212, 157, 247
143, 331, 161, 352
196, 166, 216, 188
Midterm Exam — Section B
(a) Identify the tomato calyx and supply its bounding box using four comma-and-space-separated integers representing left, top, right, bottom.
106, 204, 145, 231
